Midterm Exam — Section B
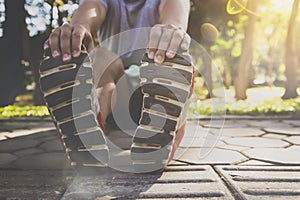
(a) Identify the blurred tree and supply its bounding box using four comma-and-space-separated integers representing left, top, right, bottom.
211, 17, 244, 89
283, 0, 299, 99
0, 0, 78, 106
0, 0, 26, 106
234, 0, 259, 100
189, 0, 237, 96
23, 0, 77, 105
188, 0, 216, 98
0, 0, 297, 106
24, 0, 59, 105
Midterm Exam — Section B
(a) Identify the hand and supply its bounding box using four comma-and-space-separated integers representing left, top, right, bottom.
43, 23, 94, 62
148, 24, 191, 64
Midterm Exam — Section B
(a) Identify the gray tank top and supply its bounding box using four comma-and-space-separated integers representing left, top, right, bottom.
98, 0, 161, 41
97, 0, 162, 67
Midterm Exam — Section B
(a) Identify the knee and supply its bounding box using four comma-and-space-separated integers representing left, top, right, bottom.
110, 58, 125, 82
98, 81, 116, 93
104, 82, 116, 91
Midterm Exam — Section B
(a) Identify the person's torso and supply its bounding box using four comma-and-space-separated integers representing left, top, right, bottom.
98, 0, 162, 67
99, 0, 161, 42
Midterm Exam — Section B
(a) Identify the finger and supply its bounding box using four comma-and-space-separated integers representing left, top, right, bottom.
166, 29, 184, 58
83, 31, 94, 53
157, 28, 173, 52
48, 28, 61, 58
180, 33, 191, 51
155, 28, 174, 63
148, 25, 162, 59
71, 26, 85, 57
147, 48, 156, 60
154, 49, 165, 64
43, 40, 49, 50
60, 23, 73, 62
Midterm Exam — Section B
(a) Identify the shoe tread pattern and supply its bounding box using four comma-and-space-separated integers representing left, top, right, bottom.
39, 49, 108, 167
131, 53, 193, 171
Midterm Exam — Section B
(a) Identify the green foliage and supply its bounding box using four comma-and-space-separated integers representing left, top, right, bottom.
14, 93, 34, 106
226, 98, 300, 115
2, 98, 299, 118
193, 77, 209, 98
189, 95, 300, 116
0, 105, 49, 118
0, 92, 49, 118
190, 83, 300, 116
1, 91, 300, 118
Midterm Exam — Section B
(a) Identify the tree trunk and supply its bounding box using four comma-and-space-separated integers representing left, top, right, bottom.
0, 0, 26, 106
234, 0, 258, 100
283, 0, 299, 99
224, 51, 232, 89
202, 47, 213, 98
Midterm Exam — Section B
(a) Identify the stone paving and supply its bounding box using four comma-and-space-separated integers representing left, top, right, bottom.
0, 118, 300, 199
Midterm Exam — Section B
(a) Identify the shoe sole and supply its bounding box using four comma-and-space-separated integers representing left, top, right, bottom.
131, 53, 193, 171
39, 49, 109, 168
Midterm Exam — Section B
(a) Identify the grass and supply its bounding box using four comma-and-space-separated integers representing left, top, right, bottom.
189, 85, 300, 116
0, 92, 50, 118
189, 97, 300, 116
0, 105, 49, 118
1, 86, 300, 118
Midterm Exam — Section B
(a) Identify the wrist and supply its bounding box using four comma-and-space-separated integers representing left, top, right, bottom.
159, 22, 187, 31
71, 21, 89, 31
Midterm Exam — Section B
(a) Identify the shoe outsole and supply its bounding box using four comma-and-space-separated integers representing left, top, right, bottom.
39, 49, 109, 168
131, 53, 193, 171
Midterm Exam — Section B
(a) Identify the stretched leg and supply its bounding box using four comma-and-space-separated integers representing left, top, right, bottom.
91, 47, 125, 124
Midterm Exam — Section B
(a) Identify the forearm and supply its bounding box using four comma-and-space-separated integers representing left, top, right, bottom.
159, 0, 190, 31
70, 0, 106, 36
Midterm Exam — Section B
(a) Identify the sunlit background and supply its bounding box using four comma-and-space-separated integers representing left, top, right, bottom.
0, 0, 300, 117
0, 0, 78, 37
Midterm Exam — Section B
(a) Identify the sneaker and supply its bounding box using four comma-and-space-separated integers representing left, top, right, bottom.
39, 48, 109, 168
131, 53, 194, 172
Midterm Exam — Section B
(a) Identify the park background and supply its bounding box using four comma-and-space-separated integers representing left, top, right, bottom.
0, 0, 300, 118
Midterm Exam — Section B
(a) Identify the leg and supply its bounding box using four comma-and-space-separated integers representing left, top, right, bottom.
91, 47, 125, 123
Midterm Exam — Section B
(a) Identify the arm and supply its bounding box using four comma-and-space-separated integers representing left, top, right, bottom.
44, 0, 106, 62
70, 0, 106, 37
159, 0, 190, 31
148, 0, 191, 63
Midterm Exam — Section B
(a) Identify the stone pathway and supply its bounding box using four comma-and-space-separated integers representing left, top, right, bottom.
0, 118, 300, 199
62, 166, 234, 200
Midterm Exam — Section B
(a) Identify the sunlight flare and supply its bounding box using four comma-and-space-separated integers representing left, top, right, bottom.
227, 0, 295, 15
